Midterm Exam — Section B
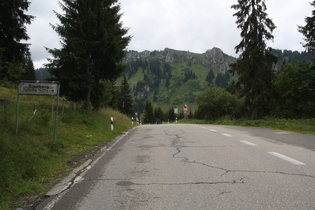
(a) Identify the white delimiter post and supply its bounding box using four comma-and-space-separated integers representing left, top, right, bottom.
111, 117, 114, 131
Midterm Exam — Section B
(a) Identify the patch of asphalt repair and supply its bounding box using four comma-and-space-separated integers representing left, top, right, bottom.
115, 179, 245, 186
73, 178, 245, 187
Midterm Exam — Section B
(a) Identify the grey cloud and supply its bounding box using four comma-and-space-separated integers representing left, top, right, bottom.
27, 0, 312, 68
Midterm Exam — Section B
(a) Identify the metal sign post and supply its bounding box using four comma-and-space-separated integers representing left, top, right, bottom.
16, 81, 60, 144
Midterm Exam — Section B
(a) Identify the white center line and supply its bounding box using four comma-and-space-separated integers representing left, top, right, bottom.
268, 152, 306, 165
208, 129, 217, 132
222, 133, 233, 137
239, 140, 257, 146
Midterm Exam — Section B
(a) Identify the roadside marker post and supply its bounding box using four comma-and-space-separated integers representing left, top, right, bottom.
174, 108, 178, 123
111, 117, 114, 131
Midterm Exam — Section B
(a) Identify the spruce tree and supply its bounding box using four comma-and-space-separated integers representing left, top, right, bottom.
22, 52, 36, 80
110, 80, 119, 109
298, 1, 315, 53
206, 69, 215, 83
119, 76, 133, 115
154, 107, 165, 124
230, 0, 277, 119
143, 100, 155, 124
168, 107, 176, 121
47, 0, 131, 109
0, 0, 34, 83
294, 2, 315, 118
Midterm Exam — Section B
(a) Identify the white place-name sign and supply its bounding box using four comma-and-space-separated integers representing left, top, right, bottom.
18, 82, 58, 96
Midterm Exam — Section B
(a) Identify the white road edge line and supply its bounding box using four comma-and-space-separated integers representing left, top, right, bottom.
268, 152, 306, 165
239, 140, 257, 146
222, 133, 233, 137
42, 128, 134, 210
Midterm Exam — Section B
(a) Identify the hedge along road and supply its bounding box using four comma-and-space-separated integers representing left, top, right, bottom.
37, 124, 315, 210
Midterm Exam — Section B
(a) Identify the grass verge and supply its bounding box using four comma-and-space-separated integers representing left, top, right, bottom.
0, 87, 135, 209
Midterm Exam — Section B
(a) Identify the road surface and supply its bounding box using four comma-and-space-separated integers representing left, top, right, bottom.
37, 124, 315, 210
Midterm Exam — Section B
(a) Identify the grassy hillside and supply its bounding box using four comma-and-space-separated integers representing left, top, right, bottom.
126, 61, 223, 114
154, 63, 208, 104
123, 48, 236, 115
0, 87, 135, 209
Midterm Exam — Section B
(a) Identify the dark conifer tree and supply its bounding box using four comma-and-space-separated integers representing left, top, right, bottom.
22, 52, 36, 80
119, 76, 133, 115
206, 69, 215, 83
168, 107, 176, 121
47, 0, 131, 109
0, 0, 34, 83
165, 78, 170, 87
154, 107, 165, 123
298, 1, 315, 53
143, 100, 155, 124
230, 0, 277, 119
110, 80, 119, 109
188, 110, 194, 119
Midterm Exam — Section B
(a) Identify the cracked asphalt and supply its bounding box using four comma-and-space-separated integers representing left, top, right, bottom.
38, 124, 315, 210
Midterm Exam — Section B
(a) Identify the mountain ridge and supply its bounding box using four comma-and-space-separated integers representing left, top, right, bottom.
125, 47, 236, 73
123, 47, 314, 113
34, 47, 314, 114
123, 47, 236, 113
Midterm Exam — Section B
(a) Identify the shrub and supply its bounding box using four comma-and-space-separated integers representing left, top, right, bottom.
196, 86, 243, 120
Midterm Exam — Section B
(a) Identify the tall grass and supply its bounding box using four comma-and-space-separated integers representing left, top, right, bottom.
0, 87, 135, 209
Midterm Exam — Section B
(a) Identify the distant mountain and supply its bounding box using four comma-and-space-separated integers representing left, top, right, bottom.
35, 68, 51, 81
125, 47, 236, 73
271, 49, 314, 70
34, 47, 314, 114
123, 47, 237, 113
123, 47, 314, 113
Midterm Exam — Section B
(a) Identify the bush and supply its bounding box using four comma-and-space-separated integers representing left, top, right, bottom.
196, 86, 243, 120
272, 63, 315, 118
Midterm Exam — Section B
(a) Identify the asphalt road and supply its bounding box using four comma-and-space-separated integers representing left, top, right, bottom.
37, 124, 315, 210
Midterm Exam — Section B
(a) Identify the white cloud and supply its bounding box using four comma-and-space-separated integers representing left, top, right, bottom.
120, 0, 239, 54
266, 0, 312, 51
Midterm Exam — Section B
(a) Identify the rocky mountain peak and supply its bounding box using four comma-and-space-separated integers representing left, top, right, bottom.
125, 47, 235, 73
201, 47, 230, 72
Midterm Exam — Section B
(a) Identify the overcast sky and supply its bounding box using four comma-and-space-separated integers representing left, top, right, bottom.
26, 0, 313, 69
